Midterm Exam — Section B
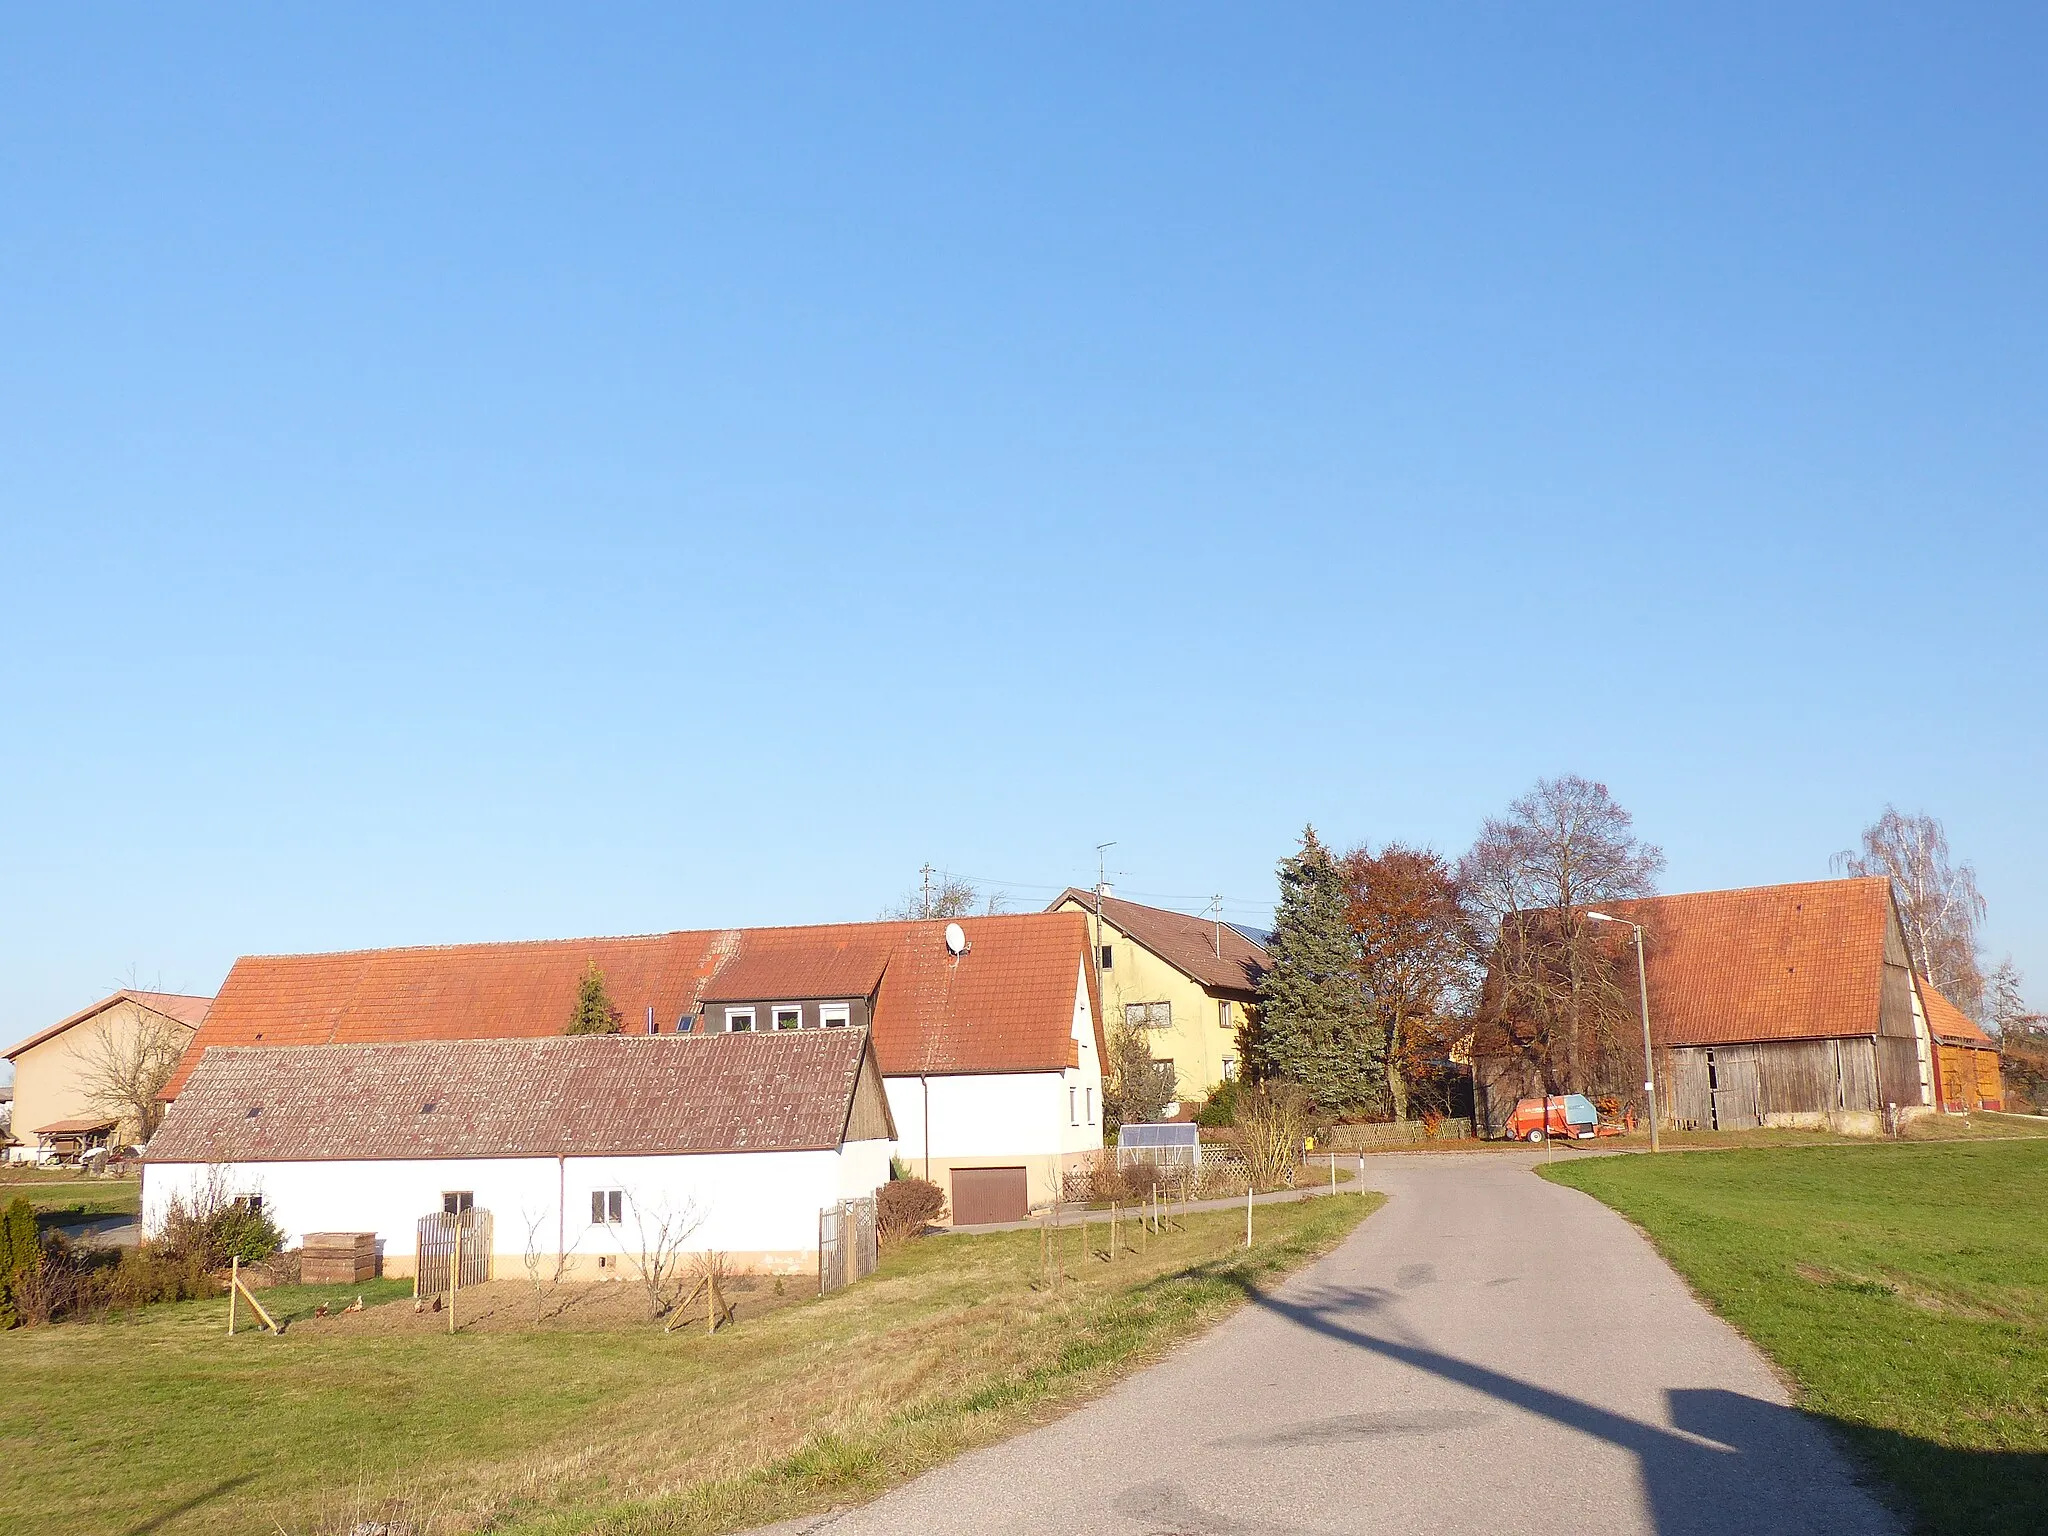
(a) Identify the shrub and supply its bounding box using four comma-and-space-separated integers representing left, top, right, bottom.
876, 1177, 946, 1243
153, 1174, 285, 1270
1194, 1079, 1243, 1128
0, 1196, 39, 1327
1238, 1082, 1309, 1192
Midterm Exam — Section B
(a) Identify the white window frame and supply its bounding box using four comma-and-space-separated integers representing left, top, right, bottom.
591, 1188, 624, 1226
820, 1003, 851, 1028
1218, 999, 1233, 1031
725, 1007, 757, 1033
771, 1003, 804, 1031
1221, 1055, 1237, 1081
1085, 1086, 1095, 1125
1070, 1086, 1078, 1126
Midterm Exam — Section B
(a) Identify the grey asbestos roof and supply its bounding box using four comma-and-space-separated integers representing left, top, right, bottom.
148, 1029, 874, 1163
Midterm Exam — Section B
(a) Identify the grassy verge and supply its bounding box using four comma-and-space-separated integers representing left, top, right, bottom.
1542, 1141, 2048, 1535
0, 1193, 1378, 1536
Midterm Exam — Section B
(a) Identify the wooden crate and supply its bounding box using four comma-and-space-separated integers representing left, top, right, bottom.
301, 1232, 379, 1284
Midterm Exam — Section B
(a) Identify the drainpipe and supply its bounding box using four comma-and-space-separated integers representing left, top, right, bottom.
922, 1074, 931, 1182
557, 1155, 566, 1268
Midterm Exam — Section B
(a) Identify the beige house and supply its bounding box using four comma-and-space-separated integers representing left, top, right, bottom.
1049, 888, 1268, 1107
3, 990, 212, 1161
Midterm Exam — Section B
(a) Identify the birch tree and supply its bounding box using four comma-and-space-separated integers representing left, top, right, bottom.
1834, 808, 1986, 1016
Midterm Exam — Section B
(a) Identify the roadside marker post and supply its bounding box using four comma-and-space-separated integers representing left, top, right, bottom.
1245, 1183, 1253, 1248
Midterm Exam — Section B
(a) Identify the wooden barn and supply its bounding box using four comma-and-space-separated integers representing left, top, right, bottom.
1474, 878, 1997, 1137
1922, 981, 2005, 1112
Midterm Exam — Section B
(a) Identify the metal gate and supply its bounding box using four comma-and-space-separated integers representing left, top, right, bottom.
1708, 1048, 1763, 1131
818, 1196, 877, 1296
414, 1208, 493, 1297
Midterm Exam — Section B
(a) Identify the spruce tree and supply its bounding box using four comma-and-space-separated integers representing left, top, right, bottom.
565, 962, 623, 1035
1253, 827, 1385, 1114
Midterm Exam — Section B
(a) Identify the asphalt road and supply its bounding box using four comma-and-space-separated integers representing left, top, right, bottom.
763, 1150, 1898, 1536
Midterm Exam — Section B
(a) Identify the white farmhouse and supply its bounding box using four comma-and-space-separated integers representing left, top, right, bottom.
162, 911, 1106, 1232
144, 1029, 895, 1278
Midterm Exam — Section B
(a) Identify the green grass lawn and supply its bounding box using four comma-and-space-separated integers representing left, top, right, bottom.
0, 1172, 142, 1228
0, 1193, 1378, 1536
1543, 1140, 2048, 1535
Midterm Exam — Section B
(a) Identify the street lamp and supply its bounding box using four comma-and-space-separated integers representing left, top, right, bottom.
1586, 911, 1661, 1152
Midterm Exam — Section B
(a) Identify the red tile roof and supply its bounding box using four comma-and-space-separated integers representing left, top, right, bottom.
1050, 889, 1268, 995
1920, 980, 1995, 1047
1578, 878, 1896, 1046
698, 925, 897, 1003
873, 913, 1099, 1075
165, 913, 1098, 1096
5, 990, 213, 1062
149, 1030, 884, 1163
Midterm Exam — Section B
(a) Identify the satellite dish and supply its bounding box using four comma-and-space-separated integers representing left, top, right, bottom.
944, 922, 968, 956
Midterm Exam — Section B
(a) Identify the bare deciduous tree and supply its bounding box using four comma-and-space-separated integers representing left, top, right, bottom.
882, 868, 1003, 919
1834, 808, 1986, 1017
76, 1005, 189, 1148
1461, 776, 1664, 1108
623, 1191, 707, 1322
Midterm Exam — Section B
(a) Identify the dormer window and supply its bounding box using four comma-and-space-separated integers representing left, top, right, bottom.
820, 1003, 851, 1028
725, 1008, 756, 1033
773, 1005, 803, 1031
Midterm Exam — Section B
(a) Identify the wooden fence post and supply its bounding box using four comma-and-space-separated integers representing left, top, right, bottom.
449, 1222, 460, 1336
228, 1256, 238, 1336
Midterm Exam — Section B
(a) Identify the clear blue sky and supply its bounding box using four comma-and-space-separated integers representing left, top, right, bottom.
3, 4, 2043, 1048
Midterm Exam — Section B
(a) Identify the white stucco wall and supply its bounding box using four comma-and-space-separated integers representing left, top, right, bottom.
142, 1143, 891, 1267
884, 959, 1106, 1164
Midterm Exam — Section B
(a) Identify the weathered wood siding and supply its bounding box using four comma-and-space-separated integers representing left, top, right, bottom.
1660, 1037, 1880, 1128
1874, 1033, 1925, 1109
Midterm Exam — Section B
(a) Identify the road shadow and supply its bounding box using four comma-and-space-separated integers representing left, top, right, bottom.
120, 1473, 255, 1534
1230, 1274, 1917, 1535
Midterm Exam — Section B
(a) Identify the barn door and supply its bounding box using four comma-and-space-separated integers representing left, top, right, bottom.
1708, 1049, 1762, 1131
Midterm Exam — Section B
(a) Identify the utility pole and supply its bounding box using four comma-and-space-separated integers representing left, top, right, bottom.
1211, 894, 1224, 959
1587, 911, 1661, 1152
920, 862, 934, 918
1092, 843, 1116, 970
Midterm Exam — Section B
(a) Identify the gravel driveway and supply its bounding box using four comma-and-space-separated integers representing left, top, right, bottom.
761, 1149, 1898, 1535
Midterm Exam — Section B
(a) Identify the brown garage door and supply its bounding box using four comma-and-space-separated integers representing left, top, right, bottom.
951, 1166, 1029, 1225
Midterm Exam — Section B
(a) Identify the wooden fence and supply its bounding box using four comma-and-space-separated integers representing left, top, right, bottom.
1323, 1119, 1474, 1149
414, 1208, 493, 1298
818, 1196, 877, 1296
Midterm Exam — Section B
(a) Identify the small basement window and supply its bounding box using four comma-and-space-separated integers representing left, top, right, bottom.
442, 1191, 473, 1215
820, 1003, 851, 1028
591, 1189, 624, 1225
725, 1007, 756, 1033
773, 1005, 803, 1031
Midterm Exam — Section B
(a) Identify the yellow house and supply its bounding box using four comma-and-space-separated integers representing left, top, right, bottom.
3, 990, 212, 1161
1049, 888, 1267, 1106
